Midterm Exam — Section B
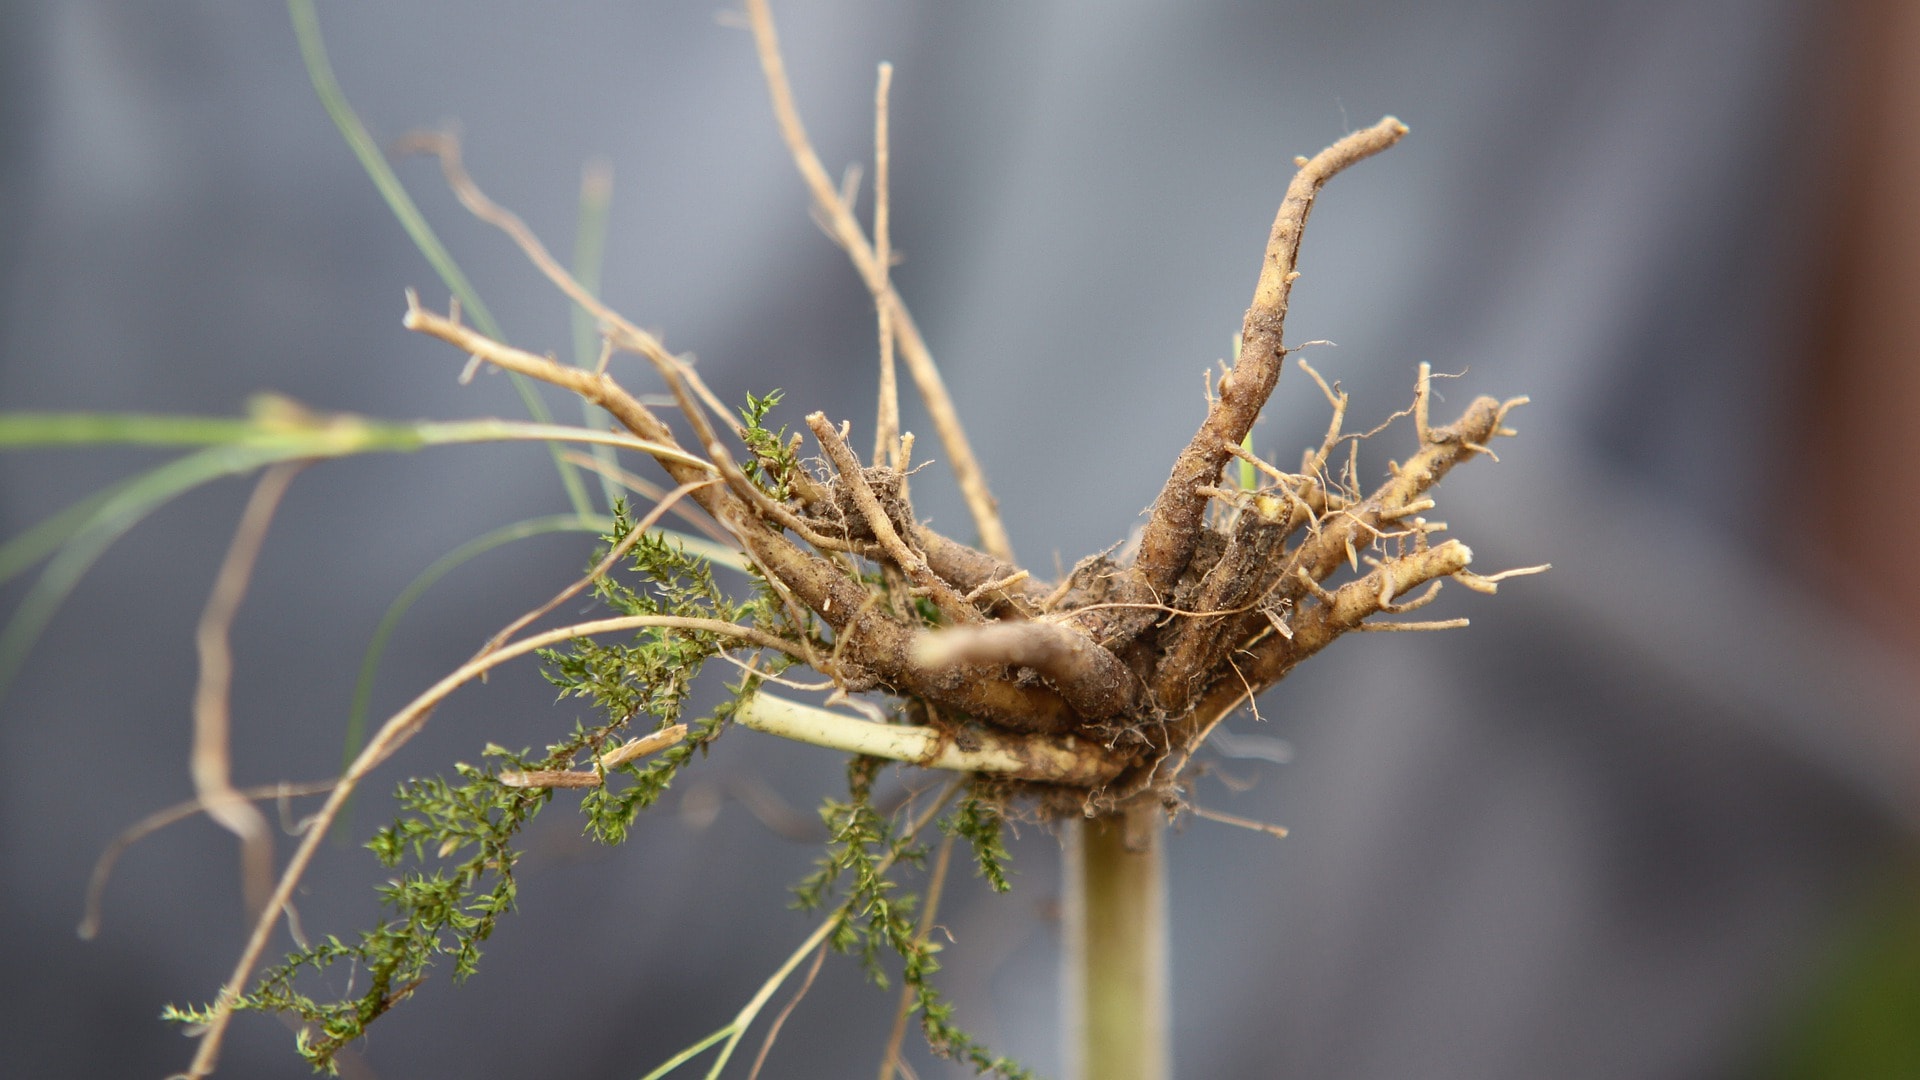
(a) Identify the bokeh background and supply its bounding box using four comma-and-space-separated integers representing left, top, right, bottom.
3, 1, 1918, 1077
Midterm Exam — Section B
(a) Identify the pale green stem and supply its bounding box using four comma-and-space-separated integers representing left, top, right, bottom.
1065, 804, 1168, 1080
634, 914, 837, 1080
698, 916, 838, 1080
638, 781, 961, 1079
732, 692, 1124, 786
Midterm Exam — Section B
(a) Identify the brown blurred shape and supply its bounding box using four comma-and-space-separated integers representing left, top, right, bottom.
1807, 0, 1920, 712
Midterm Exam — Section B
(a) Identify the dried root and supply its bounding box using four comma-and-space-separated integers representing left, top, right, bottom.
396, 106, 1539, 814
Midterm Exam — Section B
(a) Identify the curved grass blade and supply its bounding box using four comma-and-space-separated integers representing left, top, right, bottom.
0, 478, 132, 587
346, 514, 749, 766
0, 406, 738, 700
0, 443, 305, 695
286, 0, 593, 517
636, 914, 840, 1080
0, 406, 714, 468
342, 513, 608, 775
336, 513, 747, 836
332, 512, 604, 840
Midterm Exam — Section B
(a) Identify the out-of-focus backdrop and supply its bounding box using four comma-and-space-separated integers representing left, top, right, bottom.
3, 2, 1918, 1077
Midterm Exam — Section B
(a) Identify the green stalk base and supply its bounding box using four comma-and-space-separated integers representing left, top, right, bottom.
1065, 803, 1168, 1080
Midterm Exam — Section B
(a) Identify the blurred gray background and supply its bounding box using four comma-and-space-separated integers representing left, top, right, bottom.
3, 1, 1917, 1077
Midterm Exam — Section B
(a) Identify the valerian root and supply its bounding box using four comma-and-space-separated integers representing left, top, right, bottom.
400, 119, 1539, 812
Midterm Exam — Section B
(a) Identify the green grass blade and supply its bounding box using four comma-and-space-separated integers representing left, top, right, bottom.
286, 0, 593, 518
0, 444, 295, 695
345, 514, 748, 760
0, 480, 132, 587
341, 514, 609, 774
0, 407, 709, 466
636, 1024, 734, 1080
332, 512, 605, 840
0, 401, 416, 453
0, 406, 750, 700
0, 414, 260, 447
335, 514, 744, 835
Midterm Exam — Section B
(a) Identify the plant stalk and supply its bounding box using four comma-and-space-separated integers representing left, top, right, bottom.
1065, 802, 1168, 1080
